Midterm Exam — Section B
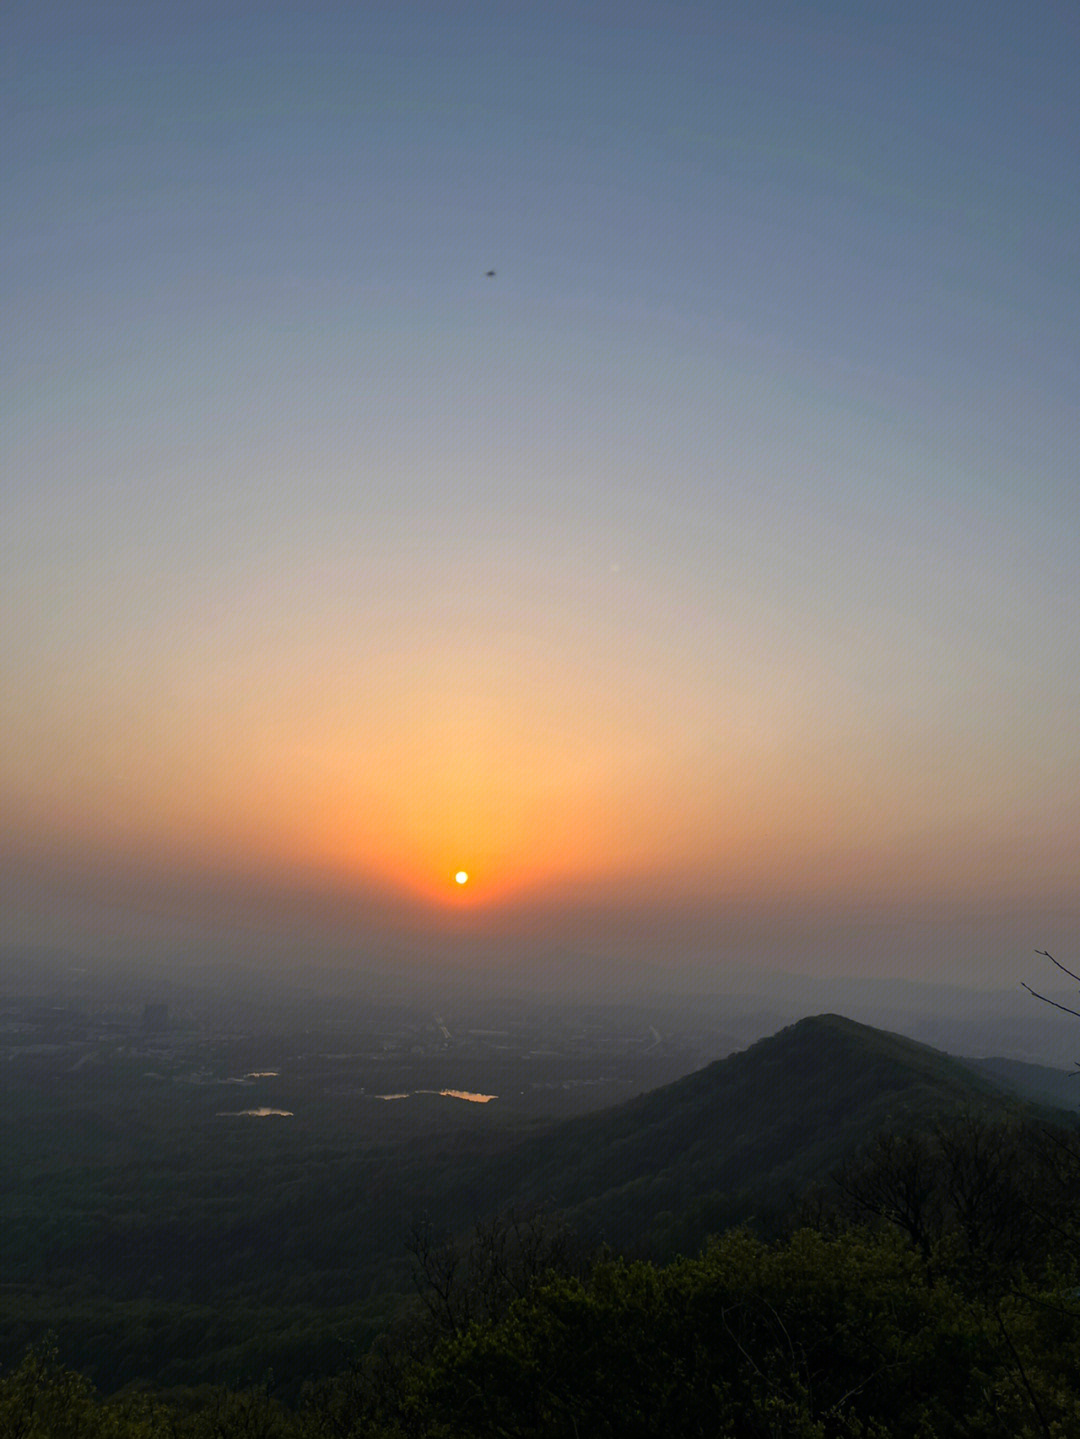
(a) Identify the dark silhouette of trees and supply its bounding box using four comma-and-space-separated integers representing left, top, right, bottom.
832, 1113, 1078, 1288
406, 1203, 578, 1342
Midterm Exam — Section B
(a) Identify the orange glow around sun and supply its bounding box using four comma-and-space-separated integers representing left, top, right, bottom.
18, 631, 822, 918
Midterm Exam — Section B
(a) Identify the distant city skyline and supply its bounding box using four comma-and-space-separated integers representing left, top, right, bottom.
4, 2, 1078, 990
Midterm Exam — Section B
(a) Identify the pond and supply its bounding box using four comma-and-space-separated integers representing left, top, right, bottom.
216, 1107, 294, 1117
371, 1090, 496, 1103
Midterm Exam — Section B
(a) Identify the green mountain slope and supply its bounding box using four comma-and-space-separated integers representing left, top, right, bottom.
469, 1013, 1038, 1252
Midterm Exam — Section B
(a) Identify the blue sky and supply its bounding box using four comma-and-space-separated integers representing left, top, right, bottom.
3, 1, 1078, 987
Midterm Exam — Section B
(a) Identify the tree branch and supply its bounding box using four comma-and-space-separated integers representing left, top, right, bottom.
1020, 983, 1080, 1021
1035, 949, 1080, 986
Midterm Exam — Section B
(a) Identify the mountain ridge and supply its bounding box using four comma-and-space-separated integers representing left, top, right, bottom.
460, 1012, 1066, 1253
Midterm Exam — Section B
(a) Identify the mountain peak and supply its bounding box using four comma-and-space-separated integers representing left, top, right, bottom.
494, 1013, 1032, 1253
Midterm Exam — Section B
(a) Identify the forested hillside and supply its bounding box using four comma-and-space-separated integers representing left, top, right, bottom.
3, 1013, 1078, 1420
467, 1014, 1027, 1255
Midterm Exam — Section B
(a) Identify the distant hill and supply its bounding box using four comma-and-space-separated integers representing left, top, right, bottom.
963, 1054, 1080, 1112
466, 1013, 1059, 1255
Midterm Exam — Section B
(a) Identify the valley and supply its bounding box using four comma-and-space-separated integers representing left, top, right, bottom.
3, 977, 1076, 1397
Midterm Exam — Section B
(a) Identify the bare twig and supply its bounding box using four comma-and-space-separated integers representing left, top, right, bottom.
828, 1357, 905, 1413
718, 1304, 766, 1381
1020, 984, 1080, 1022
1035, 950, 1080, 986
993, 1304, 1054, 1439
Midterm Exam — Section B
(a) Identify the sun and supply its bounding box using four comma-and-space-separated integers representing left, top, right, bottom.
454, 871, 469, 885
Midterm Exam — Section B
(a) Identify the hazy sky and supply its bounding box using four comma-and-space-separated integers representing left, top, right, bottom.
4, 1, 1078, 989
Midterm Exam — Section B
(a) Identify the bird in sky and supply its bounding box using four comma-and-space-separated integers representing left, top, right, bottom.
484, 270, 496, 278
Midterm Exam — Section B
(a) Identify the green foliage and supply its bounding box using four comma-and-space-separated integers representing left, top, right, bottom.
7, 1217, 1080, 1439
0, 1344, 312, 1439
0, 1340, 167, 1439
400, 1228, 1080, 1438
